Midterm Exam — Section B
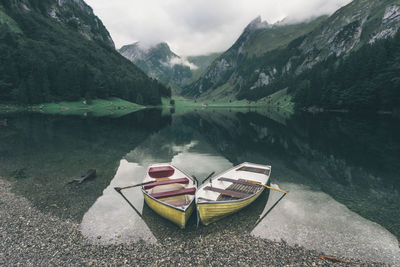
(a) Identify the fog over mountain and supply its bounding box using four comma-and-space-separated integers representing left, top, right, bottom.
86, 0, 351, 55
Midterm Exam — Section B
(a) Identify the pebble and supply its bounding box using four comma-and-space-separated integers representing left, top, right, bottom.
0, 179, 387, 266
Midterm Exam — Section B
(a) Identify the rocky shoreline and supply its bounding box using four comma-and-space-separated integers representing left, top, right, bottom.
0, 179, 384, 266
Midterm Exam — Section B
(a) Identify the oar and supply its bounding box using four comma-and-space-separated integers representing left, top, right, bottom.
244, 180, 288, 194
201, 171, 215, 184
191, 175, 199, 185
254, 192, 287, 227
114, 188, 143, 219
114, 180, 155, 192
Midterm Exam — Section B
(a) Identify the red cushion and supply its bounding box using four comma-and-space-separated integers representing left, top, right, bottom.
148, 166, 175, 178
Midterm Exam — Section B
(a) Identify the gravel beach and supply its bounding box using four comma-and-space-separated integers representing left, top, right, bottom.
0, 179, 385, 266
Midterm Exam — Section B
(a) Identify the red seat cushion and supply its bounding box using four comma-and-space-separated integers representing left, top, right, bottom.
148, 166, 175, 178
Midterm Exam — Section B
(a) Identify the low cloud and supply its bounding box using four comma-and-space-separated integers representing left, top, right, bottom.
86, 0, 352, 56
168, 57, 199, 70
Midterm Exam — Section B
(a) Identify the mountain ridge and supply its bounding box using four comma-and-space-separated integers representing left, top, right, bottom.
182, 15, 328, 100
119, 42, 220, 94
183, 0, 400, 103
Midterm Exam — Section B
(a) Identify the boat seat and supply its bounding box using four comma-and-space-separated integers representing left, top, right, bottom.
218, 177, 261, 188
203, 186, 250, 199
236, 166, 270, 175
143, 178, 189, 189
149, 166, 175, 178
150, 187, 196, 199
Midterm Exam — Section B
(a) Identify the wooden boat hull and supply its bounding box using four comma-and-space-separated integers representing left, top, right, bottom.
197, 188, 265, 225
141, 164, 197, 229
196, 162, 271, 225
143, 192, 195, 229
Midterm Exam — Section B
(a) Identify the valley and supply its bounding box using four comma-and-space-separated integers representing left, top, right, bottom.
1, 1, 400, 266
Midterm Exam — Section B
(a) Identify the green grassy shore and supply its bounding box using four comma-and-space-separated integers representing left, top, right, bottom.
1, 89, 294, 117
163, 88, 294, 115
1, 98, 144, 117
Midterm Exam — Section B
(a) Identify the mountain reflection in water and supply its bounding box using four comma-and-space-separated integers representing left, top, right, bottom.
1, 108, 399, 264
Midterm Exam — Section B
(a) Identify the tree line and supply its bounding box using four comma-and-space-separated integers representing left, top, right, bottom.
290, 31, 400, 112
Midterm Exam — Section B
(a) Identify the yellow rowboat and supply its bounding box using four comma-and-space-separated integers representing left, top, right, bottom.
141, 164, 197, 229
196, 162, 271, 226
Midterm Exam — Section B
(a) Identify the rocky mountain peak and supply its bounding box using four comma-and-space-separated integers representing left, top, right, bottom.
119, 42, 178, 62
57, 0, 92, 13
154, 42, 171, 50
119, 42, 146, 61
46, 0, 115, 48
245, 16, 270, 32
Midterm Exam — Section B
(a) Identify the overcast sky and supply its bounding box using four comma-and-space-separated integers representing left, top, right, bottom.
86, 0, 352, 56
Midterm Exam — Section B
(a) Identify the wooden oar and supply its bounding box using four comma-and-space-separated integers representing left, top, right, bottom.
244, 180, 289, 194
191, 175, 199, 185
201, 171, 215, 184
114, 180, 155, 192
254, 192, 287, 227
114, 188, 143, 218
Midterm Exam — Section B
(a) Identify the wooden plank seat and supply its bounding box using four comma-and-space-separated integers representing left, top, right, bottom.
236, 166, 270, 175
218, 177, 261, 188
203, 186, 250, 199
216, 178, 261, 201
143, 178, 189, 189
150, 187, 196, 199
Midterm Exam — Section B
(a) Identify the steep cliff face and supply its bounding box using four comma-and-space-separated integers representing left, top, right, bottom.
295, 0, 400, 73
0, 0, 168, 105
183, 16, 327, 99
3, 0, 114, 48
184, 0, 400, 101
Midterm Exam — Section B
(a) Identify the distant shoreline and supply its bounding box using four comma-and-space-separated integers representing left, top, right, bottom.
0, 98, 144, 117
0, 96, 294, 117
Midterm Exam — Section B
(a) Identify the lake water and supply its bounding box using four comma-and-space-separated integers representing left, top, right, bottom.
1, 108, 399, 264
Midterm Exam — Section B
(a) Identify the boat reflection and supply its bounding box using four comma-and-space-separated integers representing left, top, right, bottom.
80, 160, 156, 244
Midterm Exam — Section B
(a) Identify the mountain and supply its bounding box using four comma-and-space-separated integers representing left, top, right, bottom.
186, 52, 221, 84
0, 0, 169, 105
184, 0, 400, 106
244, 0, 400, 112
182, 16, 328, 100
119, 42, 192, 91
119, 42, 220, 94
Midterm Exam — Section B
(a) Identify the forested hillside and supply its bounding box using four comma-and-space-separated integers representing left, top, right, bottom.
0, 0, 169, 105
291, 31, 400, 111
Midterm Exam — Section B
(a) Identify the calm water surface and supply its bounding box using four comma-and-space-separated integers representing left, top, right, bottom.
0, 109, 399, 264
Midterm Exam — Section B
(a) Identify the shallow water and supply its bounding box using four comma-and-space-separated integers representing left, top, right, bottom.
1, 109, 399, 264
